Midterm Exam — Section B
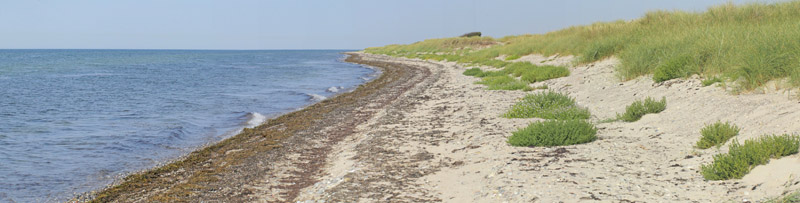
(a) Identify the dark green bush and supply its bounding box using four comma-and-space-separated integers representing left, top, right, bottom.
617, 97, 667, 122
696, 121, 740, 149
701, 134, 800, 180
503, 91, 590, 120
508, 120, 597, 147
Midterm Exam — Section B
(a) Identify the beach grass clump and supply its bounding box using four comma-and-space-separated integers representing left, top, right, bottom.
617, 97, 667, 122
508, 119, 597, 147
702, 77, 723, 86
475, 75, 529, 90
503, 91, 590, 120
366, 1, 800, 90
463, 68, 483, 76
505, 54, 521, 60
520, 65, 570, 83
700, 134, 800, 180
696, 121, 740, 149
767, 191, 800, 203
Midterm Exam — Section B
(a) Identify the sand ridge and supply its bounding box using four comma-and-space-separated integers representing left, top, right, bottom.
296, 53, 800, 202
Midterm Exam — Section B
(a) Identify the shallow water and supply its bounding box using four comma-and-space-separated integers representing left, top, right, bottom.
0, 50, 374, 202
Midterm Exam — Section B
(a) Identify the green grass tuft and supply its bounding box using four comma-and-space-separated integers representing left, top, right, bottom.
463, 68, 483, 76
767, 191, 800, 203
617, 97, 667, 122
696, 121, 740, 149
700, 134, 800, 180
503, 91, 590, 120
508, 120, 597, 147
520, 65, 570, 83
505, 54, 521, 60
475, 75, 529, 90
702, 77, 723, 86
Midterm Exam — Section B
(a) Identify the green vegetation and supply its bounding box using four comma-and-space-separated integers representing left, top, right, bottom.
366, 1, 800, 90
696, 121, 740, 149
503, 91, 590, 120
475, 75, 531, 90
617, 97, 667, 122
767, 191, 800, 203
700, 134, 800, 180
463, 68, 483, 76
505, 54, 521, 60
701, 77, 723, 86
460, 61, 569, 90
508, 119, 597, 147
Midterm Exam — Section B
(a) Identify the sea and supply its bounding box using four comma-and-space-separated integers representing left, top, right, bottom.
0, 50, 376, 202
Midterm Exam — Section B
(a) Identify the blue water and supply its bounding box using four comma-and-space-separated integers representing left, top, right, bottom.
0, 50, 375, 202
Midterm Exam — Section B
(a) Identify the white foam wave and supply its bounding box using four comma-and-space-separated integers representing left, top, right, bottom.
246, 112, 267, 128
307, 93, 327, 102
326, 86, 343, 93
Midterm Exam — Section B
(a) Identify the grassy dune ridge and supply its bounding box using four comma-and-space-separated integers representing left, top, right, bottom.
366, 1, 800, 90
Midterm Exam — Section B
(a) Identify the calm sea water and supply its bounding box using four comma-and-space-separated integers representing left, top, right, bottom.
0, 50, 375, 202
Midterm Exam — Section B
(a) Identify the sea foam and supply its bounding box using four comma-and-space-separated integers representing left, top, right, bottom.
246, 112, 267, 128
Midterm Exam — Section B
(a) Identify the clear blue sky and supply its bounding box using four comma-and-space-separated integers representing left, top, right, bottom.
0, 0, 780, 50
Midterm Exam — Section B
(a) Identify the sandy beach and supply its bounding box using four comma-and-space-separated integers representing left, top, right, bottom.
85, 52, 800, 202
295, 53, 800, 202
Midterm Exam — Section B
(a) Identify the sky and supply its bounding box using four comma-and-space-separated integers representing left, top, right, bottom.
0, 0, 783, 50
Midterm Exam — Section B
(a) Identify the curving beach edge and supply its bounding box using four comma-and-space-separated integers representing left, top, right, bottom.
78, 51, 800, 202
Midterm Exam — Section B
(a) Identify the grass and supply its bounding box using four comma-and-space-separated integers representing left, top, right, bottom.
767, 191, 800, 203
617, 97, 667, 122
366, 1, 800, 91
462, 62, 568, 90
508, 119, 597, 147
700, 134, 800, 180
505, 54, 521, 60
702, 76, 723, 86
475, 75, 530, 90
696, 121, 740, 149
503, 91, 590, 120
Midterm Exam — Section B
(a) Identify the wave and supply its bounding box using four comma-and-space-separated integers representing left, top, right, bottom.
306, 93, 327, 102
245, 112, 267, 128
326, 86, 344, 93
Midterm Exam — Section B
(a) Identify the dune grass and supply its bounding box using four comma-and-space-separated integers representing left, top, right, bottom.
366, 1, 800, 90
702, 77, 723, 87
700, 134, 800, 180
508, 119, 597, 147
617, 97, 667, 122
475, 75, 531, 91
696, 121, 740, 149
767, 191, 800, 203
503, 91, 590, 120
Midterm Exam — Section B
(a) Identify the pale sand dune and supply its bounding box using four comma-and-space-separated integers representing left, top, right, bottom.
296, 53, 800, 202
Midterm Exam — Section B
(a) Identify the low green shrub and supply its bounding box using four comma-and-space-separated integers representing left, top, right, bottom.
508, 120, 597, 147
701, 134, 800, 180
463, 68, 483, 76
475, 75, 529, 90
475, 70, 507, 78
503, 91, 590, 120
617, 97, 667, 122
696, 121, 740, 149
520, 65, 570, 83
702, 77, 723, 86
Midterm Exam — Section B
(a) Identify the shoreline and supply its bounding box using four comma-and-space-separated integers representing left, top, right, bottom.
79, 52, 800, 202
79, 52, 433, 202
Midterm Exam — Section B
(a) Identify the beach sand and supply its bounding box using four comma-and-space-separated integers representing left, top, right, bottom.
85, 52, 800, 202
294, 53, 800, 202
